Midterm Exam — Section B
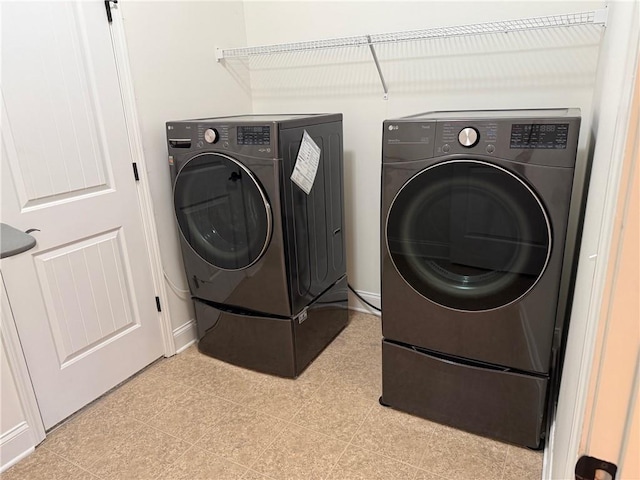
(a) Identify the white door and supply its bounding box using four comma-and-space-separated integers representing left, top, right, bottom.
0, 1, 164, 429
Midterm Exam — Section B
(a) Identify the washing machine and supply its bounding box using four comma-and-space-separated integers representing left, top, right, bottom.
167, 114, 348, 378
380, 109, 584, 447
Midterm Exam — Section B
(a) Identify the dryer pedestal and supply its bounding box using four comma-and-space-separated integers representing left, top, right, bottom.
381, 340, 548, 448
194, 276, 348, 378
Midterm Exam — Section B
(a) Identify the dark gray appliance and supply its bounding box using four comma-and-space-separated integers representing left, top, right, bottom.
380, 109, 584, 448
167, 114, 348, 378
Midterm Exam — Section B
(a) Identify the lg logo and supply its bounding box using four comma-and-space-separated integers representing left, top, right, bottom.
388, 125, 399, 131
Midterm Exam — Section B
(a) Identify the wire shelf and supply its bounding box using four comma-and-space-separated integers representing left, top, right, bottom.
221, 35, 370, 59
216, 9, 607, 61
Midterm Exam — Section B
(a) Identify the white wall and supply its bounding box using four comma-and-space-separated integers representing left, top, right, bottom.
241, 0, 604, 299
120, 1, 251, 349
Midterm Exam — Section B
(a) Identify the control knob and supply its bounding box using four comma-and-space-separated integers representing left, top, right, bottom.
458, 127, 479, 148
204, 128, 219, 144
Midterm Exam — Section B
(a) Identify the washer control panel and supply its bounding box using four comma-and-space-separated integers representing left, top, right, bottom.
204, 128, 219, 144
237, 125, 271, 146
166, 122, 275, 158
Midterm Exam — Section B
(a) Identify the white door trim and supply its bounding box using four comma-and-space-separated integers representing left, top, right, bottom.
547, 2, 640, 478
106, 1, 175, 356
1, 273, 46, 471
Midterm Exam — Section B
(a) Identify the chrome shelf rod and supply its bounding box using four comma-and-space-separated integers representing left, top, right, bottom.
215, 9, 607, 61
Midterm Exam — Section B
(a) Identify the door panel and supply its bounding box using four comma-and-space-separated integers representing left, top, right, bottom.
34, 230, 138, 366
2, 2, 113, 208
0, 1, 163, 428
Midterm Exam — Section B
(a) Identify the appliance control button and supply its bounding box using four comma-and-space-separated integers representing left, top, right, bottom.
458, 127, 479, 147
486, 144, 495, 154
442, 144, 451, 153
204, 128, 219, 144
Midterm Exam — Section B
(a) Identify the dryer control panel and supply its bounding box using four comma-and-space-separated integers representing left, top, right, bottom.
430, 118, 580, 167
435, 121, 499, 156
509, 123, 569, 149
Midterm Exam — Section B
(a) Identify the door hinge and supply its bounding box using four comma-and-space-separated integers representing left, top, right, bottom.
132, 162, 140, 181
155, 296, 162, 312
104, 0, 118, 23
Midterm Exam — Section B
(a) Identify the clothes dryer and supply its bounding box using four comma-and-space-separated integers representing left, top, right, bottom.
380, 109, 584, 447
167, 114, 348, 377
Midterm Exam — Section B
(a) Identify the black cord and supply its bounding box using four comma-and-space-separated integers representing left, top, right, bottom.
347, 283, 381, 312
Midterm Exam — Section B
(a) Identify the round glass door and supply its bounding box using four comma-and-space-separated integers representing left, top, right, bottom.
386, 160, 551, 311
174, 153, 272, 270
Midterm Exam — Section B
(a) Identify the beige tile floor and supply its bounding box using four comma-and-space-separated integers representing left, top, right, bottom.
4, 311, 542, 480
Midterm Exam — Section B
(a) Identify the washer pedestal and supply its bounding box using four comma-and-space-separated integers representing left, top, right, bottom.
194, 276, 348, 378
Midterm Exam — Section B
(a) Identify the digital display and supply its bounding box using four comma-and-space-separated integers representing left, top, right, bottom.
237, 126, 270, 145
510, 123, 569, 149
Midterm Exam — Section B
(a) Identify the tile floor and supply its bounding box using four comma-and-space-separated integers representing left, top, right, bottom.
4, 311, 542, 480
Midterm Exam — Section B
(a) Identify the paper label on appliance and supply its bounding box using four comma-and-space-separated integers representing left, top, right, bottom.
291, 130, 320, 195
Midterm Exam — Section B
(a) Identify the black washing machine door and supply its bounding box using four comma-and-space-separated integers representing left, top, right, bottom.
174, 153, 272, 271
386, 159, 551, 312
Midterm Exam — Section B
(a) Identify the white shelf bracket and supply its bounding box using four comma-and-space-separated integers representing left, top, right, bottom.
366, 35, 389, 100
593, 8, 608, 26
215, 48, 224, 62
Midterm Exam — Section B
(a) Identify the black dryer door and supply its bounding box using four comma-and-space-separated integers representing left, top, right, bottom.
174, 153, 272, 270
386, 160, 551, 311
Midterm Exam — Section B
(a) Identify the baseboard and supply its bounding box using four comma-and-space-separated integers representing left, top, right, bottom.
172, 319, 197, 354
0, 423, 35, 473
348, 289, 381, 316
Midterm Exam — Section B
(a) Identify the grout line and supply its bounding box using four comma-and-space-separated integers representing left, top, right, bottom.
245, 416, 292, 471
320, 439, 350, 480
81, 420, 149, 472
339, 405, 441, 473
242, 467, 279, 480
347, 401, 376, 445
497, 449, 510, 480
288, 376, 330, 420
39, 446, 105, 479
322, 401, 377, 480
149, 442, 198, 480
150, 440, 270, 480
409, 419, 437, 479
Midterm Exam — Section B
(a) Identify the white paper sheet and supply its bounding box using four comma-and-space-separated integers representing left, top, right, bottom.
291, 130, 321, 195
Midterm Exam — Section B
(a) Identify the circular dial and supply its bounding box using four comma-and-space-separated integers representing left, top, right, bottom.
458, 127, 479, 147
204, 128, 219, 144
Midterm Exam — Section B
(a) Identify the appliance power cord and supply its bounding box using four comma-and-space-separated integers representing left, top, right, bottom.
347, 283, 381, 312
163, 270, 191, 299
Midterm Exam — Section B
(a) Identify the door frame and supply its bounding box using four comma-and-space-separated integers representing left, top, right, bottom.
107, 2, 174, 357
547, 2, 639, 478
2, 0, 174, 450
1, 274, 47, 472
